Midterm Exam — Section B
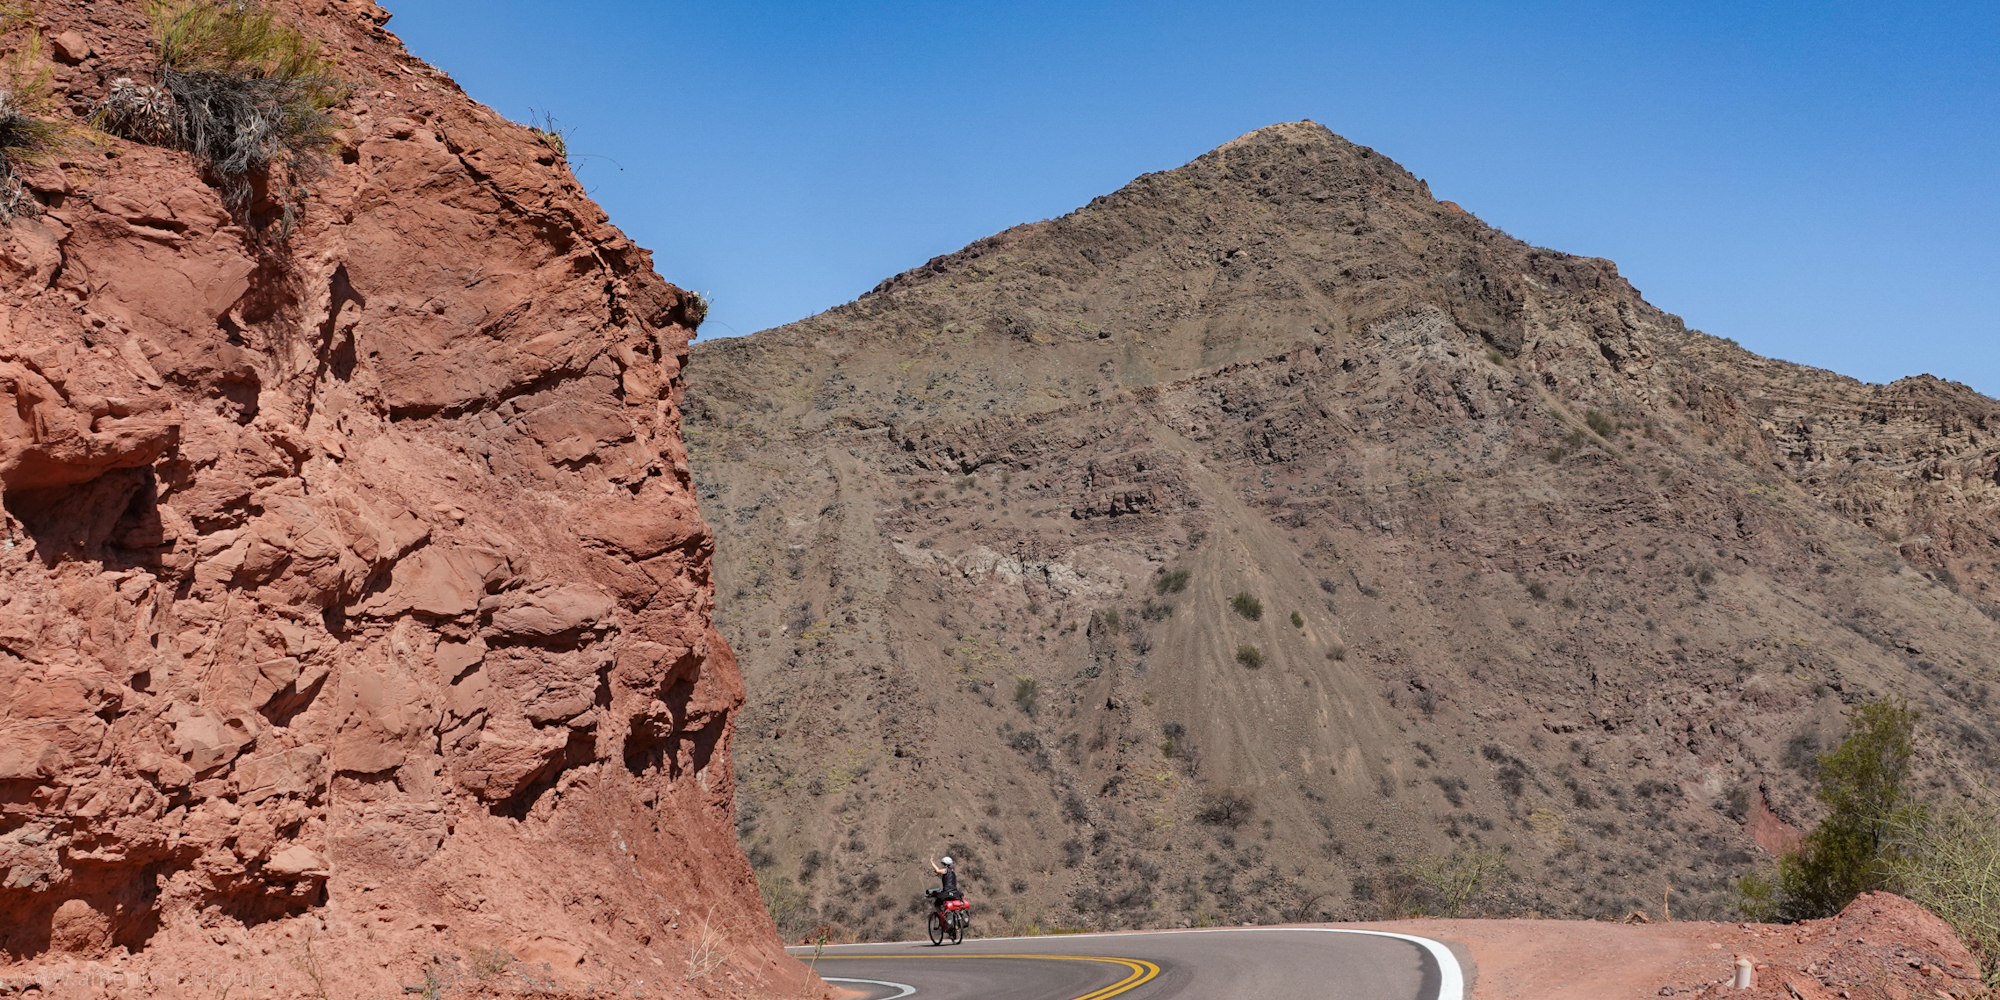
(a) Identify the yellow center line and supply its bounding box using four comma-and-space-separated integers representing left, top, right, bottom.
814, 954, 1161, 999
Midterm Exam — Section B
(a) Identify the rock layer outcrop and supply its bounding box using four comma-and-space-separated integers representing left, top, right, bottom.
0, 2, 805, 996
688, 122, 2000, 940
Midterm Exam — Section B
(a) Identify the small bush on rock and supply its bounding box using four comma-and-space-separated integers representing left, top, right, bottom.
100, 0, 344, 235
684, 290, 711, 327
527, 106, 567, 161
94, 77, 178, 145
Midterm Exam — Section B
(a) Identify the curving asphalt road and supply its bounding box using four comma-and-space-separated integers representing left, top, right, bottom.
790, 926, 1463, 1000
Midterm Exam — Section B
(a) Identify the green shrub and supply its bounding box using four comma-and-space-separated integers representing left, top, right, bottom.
1229, 592, 1262, 620
1155, 568, 1191, 595
1140, 601, 1173, 621
1013, 675, 1038, 716
1734, 867, 1781, 922
101, 0, 345, 234
1584, 409, 1615, 438
1289, 611, 1304, 628
1403, 849, 1508, 918
1773, 699, 1920, 920
1234, 645, 1262, 669
1524, 579, 1548, 600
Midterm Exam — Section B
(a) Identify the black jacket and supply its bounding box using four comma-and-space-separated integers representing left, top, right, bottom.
937, 868, 960, 900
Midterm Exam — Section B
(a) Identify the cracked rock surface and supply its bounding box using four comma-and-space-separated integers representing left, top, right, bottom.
0, 2, 810, 996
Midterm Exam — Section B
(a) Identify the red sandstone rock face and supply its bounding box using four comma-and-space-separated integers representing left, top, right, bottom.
0, 2, 810, 995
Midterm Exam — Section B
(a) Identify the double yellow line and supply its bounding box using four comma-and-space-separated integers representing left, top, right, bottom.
817, 953, 1160, 999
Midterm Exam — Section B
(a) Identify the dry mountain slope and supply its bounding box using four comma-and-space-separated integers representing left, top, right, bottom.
686, 122, 2000, 940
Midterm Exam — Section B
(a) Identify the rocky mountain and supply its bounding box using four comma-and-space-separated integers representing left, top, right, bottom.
0, 2, 806, 996
686, 121, 2000, 940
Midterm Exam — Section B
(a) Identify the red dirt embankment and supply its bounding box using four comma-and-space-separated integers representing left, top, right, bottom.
0, 1, 819, 997
1374, 893, 1986, 1000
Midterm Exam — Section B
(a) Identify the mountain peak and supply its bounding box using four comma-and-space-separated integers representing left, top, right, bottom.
723, 119, 1572, 403
1213, 119, 1341, 151
687, 121, 2000, 944
1097, 119, 1431, 218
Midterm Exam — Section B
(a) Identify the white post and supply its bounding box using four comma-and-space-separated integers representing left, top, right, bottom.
1732, 956, 1754, 990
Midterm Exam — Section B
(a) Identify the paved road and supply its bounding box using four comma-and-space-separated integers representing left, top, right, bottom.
790, 927, 1462, 1000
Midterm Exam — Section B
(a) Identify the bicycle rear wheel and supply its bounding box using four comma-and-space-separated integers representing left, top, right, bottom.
947, 912, 964, 944
927, 912, 945, 946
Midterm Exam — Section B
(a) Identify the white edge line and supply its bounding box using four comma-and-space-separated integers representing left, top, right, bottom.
821, 976, 918, 999
794, 926, 1464, 1000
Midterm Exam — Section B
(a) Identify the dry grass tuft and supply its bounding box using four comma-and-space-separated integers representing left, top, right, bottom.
683, 908, 730, 981
97, 0, 345, 235
0, 31, 72, 220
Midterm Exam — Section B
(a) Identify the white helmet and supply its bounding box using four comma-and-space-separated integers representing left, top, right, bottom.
940, 856, 954, 867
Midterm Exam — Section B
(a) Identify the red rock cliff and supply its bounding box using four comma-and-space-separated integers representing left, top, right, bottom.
0, 2, 808, 995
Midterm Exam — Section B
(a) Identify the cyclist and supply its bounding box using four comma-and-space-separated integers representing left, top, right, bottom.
928, 856, 961, 902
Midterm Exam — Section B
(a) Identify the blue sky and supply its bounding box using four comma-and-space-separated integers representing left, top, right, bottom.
388, 1, 1999, 396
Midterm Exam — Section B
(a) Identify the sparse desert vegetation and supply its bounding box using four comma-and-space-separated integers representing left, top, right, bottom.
695, 122, 2000, 944
0, 29, 70, 218
1737, 699, 2000, 983
98, 0, 344, 232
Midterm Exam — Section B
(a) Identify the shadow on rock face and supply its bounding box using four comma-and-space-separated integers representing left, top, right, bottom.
3, 467, 173, 569
0, 869, 167, 961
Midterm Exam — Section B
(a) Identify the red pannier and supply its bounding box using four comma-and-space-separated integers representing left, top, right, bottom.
942, 899, 971, 911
